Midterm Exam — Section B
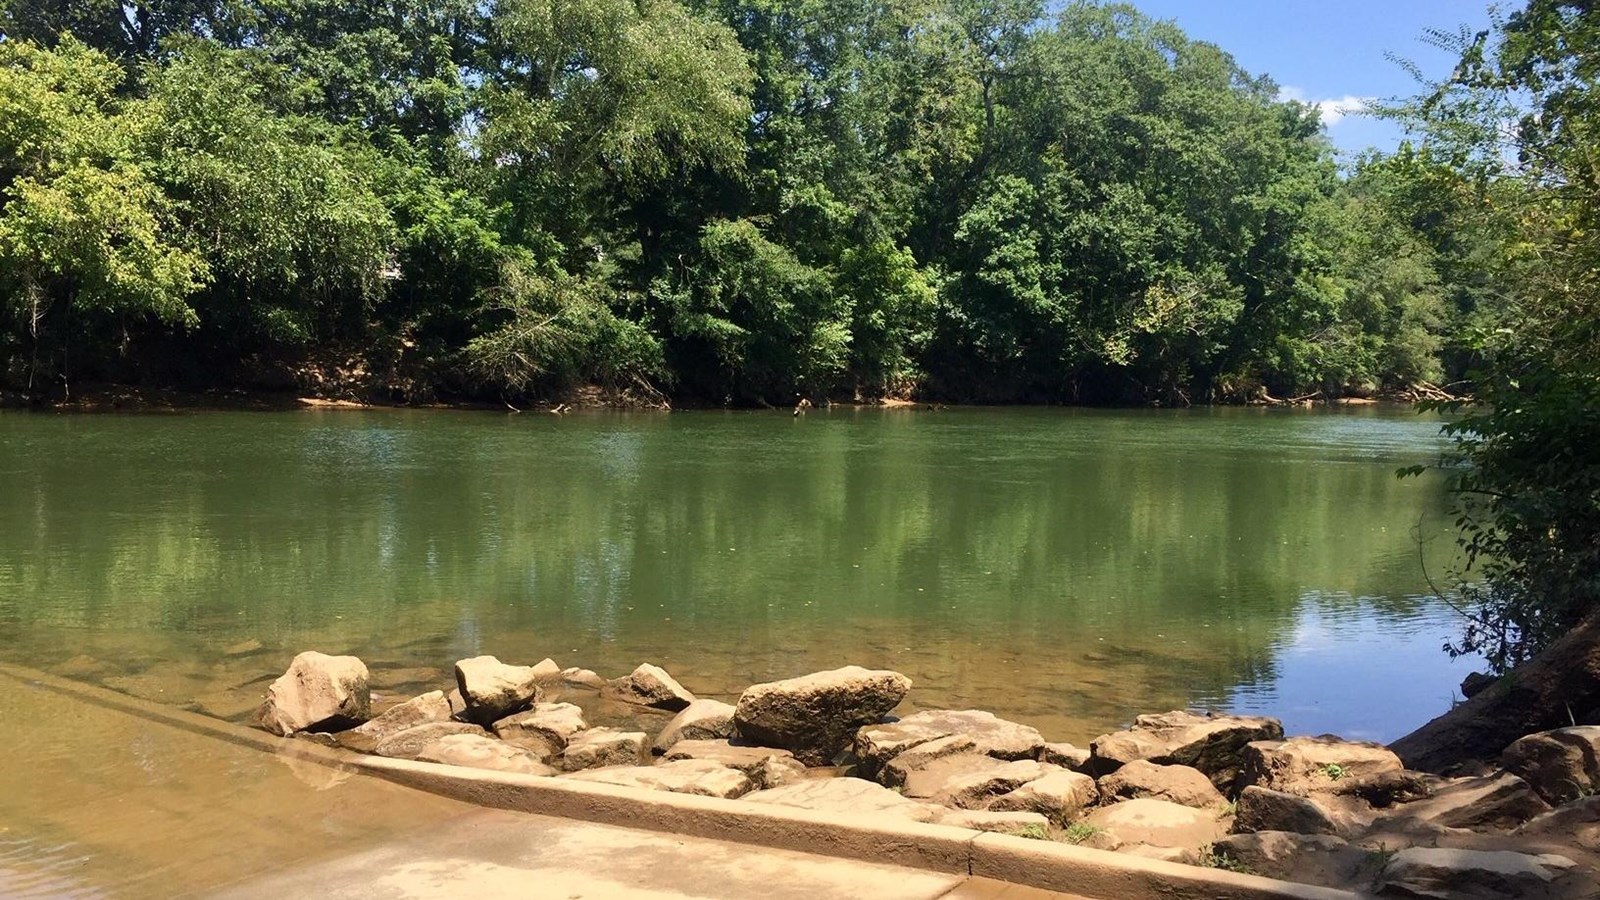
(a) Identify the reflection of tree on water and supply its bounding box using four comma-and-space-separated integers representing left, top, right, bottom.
0, 408, 1455, 741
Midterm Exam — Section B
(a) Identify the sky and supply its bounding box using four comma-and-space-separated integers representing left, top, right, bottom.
1118, 0, 1498, 158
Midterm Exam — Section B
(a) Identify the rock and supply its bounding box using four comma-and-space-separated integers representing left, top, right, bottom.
898, 752, 1017, 801
453, 656, 543, 725
1088, 710, 1283, 790
600, 663, 697, 712
931, 759, 1057, 810
1233, 785, 1345, 836
493, 702, 589, 759
531, 658, 562, 683
1384, 772, 1551, 832
1240, 735, 1404, 795
662, 740, 806, 790
563, 759, 753, 799
652, 699, 737, 753
881, 735, 982, 788
561, 667, 606, 690
414, 734, 557, 776
1460, 671, 1497, 699
335, 690, 452, 753
222, 639, 264, 657
446, 689, 467, 719
254, 651, 371, 736
1080, 798, 1228, 851
1515, 795, 1600, 852
735, 666, 911, 766
937, 809, 1050, 834
1376, 847, 1577, 899
741, 777, 945, 822
371, 721, 489, 759
1326, 769, 1436, 808
1099, 760, 1226, 809
1211, 832, 1371, 886
559, 727, 647, 771
854, 709, 1046, 779
1500, 726, 1600, 805
189, 688, 268, 721
988, 769, 1097, 824
1038, 742, 1091, 771
1116, 844, 1193, 864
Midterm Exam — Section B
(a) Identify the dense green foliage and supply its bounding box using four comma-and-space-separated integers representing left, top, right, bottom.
1390, 0, 1600, 671
0, 1, 1481, 404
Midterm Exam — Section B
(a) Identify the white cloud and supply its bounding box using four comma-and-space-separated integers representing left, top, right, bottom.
1277, 87, 1373, 126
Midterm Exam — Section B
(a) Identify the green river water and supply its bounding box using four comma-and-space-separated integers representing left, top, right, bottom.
0, 405, 1468, 744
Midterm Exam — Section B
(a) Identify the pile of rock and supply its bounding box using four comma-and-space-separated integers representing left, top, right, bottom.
249, 651, 1598, 899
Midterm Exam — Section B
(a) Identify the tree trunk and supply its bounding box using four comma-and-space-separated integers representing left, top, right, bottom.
1389, 607, 1600, 773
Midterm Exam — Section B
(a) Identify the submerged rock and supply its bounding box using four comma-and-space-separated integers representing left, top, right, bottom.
735, 666, 911, 766
601, 663, 697, 712
453, 655, 543, 725
414, 733, 556, 776
335, 690, 452, 753
254, 651, 371, 736
652, 699, 737, 753
372, 721, 489, 759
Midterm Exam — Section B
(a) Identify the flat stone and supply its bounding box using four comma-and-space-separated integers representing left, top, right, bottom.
662, 740, 805, 789
453, 656, 542, 725
1233, 785, 1344, 836
1038, 742, 1091, 771
881, 734, 981, 788
563, 759, 753, 799
559, 727, 647, 772
735, 666, 911, 766
414, 733, 557, 776
854, 709, 1045, 779
1501, 726, 1600, 805
652, 699, 736, 753
1240, 735, 1404, 795
1377, 847, 1577, 899
1099, 759, 1226, 809
254, 651, 371, 736
371, 721, 489, 759
493, 702, 589, 759
936, 809, 1049, 835
336, 690, 452, 753
600, 663, 696, 712
1514, 795, 1600, 852
931, 759, 1057, 810
988, 769, 1097, 824
1088, 710, 1283, 790
741, 777, 945, 822
1384, 772, 1551, 832
1080, 797, 1228, 851
899, 753, 1016, 800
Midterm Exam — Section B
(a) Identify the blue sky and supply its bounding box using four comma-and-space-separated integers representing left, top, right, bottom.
1119, 0, 1498, 157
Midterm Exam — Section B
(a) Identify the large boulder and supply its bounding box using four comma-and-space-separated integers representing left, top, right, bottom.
1240, 735, 1404, 795
1088, 710, 1283, 790
600, 663, 696, 712
1376, 847, 1577, 899
1233, 785, 1347, 836
1098, 760, 1226, 809
335, 690, 451, 753
854, 709, 1044, 779
652, 699, 736, 753
372, 721, 489, 759
563, 759, 753, 799
1211, 832, 1373, 887
559, 727, 647, 772
414, 733, 557, 776
1381, 772, 1551, 832
1515, 795, 1600, 853
1079, 798, 1229, 852
254, 651, 371, 735
663, 740, 806, 790
741, 778, 945, 823
1500, 726, 1600, 805
988, 769, 1097, 824
453, 656, 543, 724
735, 666, 911, 766
493, 702, 589, 760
